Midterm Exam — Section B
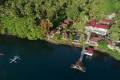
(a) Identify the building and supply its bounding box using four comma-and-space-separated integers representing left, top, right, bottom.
86, 40, 98, 46
85, 20, 110, 35
84, 47, 94, 56
85, 19, 113, 46
87, 19, 97, 26
87, 35, 103, 46
99, 19, 113, 25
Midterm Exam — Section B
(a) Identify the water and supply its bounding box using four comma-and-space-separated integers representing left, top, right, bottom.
0, 36, 120, 80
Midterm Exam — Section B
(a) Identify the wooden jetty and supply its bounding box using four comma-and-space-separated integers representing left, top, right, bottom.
71, 34, 86, 72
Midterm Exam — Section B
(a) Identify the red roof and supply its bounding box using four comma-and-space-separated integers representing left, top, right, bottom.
94, 24, 110, 29
100, 19, 112, 23
87, 48, 94, 53
87, 19, 97, 26
87, 19, 112, 29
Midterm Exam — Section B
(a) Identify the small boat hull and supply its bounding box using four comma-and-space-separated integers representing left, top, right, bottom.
71, 61, 86, 72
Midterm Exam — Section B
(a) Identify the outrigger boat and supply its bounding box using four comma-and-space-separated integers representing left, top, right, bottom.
10, 56, 21, 63
71, 49, 86, 72
71, 60, 86, 72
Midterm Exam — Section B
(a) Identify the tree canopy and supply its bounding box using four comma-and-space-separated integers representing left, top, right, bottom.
0, 0, 120, 40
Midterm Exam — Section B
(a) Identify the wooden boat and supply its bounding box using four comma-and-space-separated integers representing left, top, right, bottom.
71, 61, 86, 72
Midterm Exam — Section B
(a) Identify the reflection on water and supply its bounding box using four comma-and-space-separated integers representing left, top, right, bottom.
0, 35, 120, 80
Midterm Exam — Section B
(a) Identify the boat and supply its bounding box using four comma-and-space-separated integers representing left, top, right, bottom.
9, 56, 21, 63
71, 61, 86, 72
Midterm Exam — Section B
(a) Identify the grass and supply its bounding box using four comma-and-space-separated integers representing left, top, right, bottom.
98, 41, 120, 60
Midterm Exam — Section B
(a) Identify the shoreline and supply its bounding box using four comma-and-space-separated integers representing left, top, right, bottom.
0, 34, 120, 61
45, 39, 81, 48
45, 38, 120, 61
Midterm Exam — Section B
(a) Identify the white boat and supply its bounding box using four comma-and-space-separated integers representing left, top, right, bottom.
10, 56, 21, 63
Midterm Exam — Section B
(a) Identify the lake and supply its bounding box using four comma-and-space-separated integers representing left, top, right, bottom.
0, 35, 120, 80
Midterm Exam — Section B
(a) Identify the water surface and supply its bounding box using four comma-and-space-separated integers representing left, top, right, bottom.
0, 36, 120, 80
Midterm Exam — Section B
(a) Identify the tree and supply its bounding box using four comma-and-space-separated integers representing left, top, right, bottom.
89, 0, 116, 19
0, 0, 120, 40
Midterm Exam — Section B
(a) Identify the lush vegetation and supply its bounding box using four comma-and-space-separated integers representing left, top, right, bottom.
0, 0, 120, 60
0, 0, 120, 40
98, 40, 120, 60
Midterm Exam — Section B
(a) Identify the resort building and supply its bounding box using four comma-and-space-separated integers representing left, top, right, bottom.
85, 19, 113, 47
85, 19, 111, 36
99, 19, 113, 25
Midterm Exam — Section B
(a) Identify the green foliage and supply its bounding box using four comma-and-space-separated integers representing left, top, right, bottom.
108, 0, 120, 41
89, 0, 116, 19
109, 15, 120, 41
71, 12, 88, 31
98, 40, 120, 60
1, 16, 42, 40
98, 40, 108, 49
0, 0, 120, 40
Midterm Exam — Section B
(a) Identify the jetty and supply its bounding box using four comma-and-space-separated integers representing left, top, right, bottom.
71, 34, 87, 72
